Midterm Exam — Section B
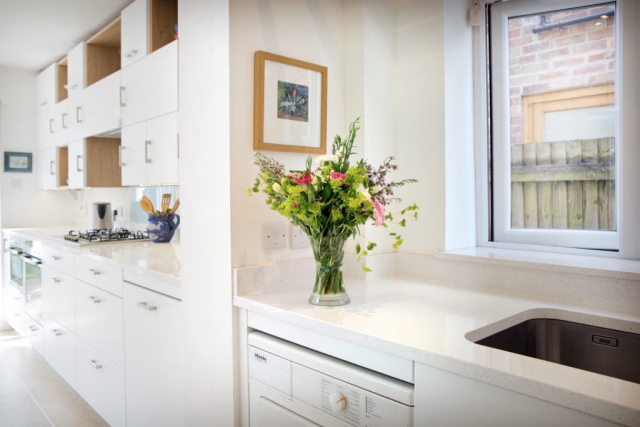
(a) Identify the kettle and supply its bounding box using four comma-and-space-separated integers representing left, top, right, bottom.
90, 202, 113, 230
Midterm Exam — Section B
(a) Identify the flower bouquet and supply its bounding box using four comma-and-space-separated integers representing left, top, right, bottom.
249, 118, 418, 306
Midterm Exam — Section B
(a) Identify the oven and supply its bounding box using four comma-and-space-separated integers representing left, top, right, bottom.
8, 245, 25, 293
22, 253, 42, 320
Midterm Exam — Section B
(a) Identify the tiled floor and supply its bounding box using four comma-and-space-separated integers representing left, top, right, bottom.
0, 330, 109, 427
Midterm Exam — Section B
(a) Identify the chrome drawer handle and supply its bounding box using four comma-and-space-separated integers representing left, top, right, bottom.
51, 255, 61, 260
124, 49, 138, 58
52, 329, 62, 336
29, 326, 38, 331
88, 268, 100, 275
88, 296, 101, 304
137, 302, 157, 311
52, 278, 61, 283
87, 359, 102, 369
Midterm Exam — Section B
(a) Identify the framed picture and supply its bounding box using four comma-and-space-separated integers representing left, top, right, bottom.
4, 152, 32, 173
253, 51, 328, 154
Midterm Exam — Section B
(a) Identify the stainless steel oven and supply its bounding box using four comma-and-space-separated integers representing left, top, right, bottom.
23, 253, 42, 320
8, 245, 25, 293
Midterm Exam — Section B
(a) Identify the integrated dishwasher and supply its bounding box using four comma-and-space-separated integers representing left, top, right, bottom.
248, 331, 414, 427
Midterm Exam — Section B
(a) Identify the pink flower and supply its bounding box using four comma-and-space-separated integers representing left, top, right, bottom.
373, 199, 385, 227
330, 171, 346, 181
295, 172, 313, 186
292, 201, 299, 208
286, 172, 300, 179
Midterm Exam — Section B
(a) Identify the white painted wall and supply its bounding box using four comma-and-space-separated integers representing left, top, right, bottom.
230, 0, 345, 268
179, 0, 234, 425
0, 66, 76, 228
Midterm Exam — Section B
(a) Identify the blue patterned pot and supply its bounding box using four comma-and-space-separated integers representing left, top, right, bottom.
147, 214, 181, 243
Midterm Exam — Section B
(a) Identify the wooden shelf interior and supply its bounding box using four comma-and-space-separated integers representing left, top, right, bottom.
57, 58, 68, 102
86, 17, 121, 87
57, 146, 69, 187
151, 0, 178, 52
85, 137, 122, 187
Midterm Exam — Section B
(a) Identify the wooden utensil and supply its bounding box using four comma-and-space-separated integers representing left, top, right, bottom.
168, 199, 180, 214
161, 194, 172, 214
139, 196, 155, 214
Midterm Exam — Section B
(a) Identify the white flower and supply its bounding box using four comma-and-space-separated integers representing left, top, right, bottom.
371, 185, 382, 194
312, 176, 320, 185
315, 154, 339, 164
356, 184, 371, 201
272, 183, 285, 194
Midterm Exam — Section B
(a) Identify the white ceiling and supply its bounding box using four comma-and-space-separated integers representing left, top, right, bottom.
0, 0, 133, 72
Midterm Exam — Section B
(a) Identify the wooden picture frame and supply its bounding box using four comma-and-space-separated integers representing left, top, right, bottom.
253, 51, 327, 154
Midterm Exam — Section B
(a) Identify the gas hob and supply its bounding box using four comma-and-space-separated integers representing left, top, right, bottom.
53, 228, 150, 246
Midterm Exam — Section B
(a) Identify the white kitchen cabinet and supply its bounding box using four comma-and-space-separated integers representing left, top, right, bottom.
42, 266, 75, 332
36, 107, 56, 151
121, 112, 178, 186
124, 282, 184, 427
83, 70, 122, 137
41, 244, 75, 276
121, 0, 149, 68
4, 284, 25, 335
36, 63, 57, 112
37, 148, 58, 190
68, 139, 85, 188
121, 41, 178, 127
23, 315, 45, 357
53, 99, 70, 146
75, 279, 125, 368
43, 314, 77, 388
76, 338, 126, 427
67, 42, 86, 98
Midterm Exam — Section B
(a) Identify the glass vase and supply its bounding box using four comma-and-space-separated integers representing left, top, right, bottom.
308, 236, 350, 306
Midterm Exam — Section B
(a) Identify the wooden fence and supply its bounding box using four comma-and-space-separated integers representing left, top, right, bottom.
510, 138, 615, 230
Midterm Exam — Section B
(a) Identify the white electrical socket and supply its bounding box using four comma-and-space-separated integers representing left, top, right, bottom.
290, 225, 311, 250
264, 222, 287, 250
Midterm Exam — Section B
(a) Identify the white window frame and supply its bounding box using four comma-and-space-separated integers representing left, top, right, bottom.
474, 0, 639, 259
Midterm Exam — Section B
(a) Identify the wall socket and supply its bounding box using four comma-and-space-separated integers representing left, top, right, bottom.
290, 225, 311, 250
263, 222, 287, 250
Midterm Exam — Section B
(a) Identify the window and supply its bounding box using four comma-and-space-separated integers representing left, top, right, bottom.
485, 0, 638, 257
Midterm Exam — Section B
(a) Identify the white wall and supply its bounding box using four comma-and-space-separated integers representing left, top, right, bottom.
230, 0, 345, 268
179, 0, 233, 425
0, 66, 76, 228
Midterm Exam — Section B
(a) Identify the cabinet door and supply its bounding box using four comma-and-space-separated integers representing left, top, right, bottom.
36, 63, 57, 112
37, 108, 56, 151
37, 148, 57, 190
83, 70, 122, 137
146, 113, 179, 185
42, 266, 75, 332
121, 121, 147, 186
23, 315, 45, 357
54, 99, 70, 146
124, 283, 184, 427
121, 0, 149, 68
121, 41, 178, 127
68, 140, 86, 188
67, 42, 86, 97
67, 93, 84, 141
43, 315, 76, 388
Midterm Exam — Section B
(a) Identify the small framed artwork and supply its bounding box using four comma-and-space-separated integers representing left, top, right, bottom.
254, 51, 328, 154
4, 152, 32, 173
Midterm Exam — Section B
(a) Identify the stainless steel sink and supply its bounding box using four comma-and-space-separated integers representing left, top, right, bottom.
475, 319, 640, 384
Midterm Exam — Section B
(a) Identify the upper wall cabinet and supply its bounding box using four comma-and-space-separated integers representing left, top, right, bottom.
36, 64, 57, 112
121, 41, 178, 127
86, 18, 121, 87
83, 70, 122, 137
67, 42, 86, 98
68, 138, 122, 188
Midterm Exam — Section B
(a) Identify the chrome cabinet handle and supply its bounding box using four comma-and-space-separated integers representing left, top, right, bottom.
87, 296, 101, 304
87, 359, 102, 369
70, 84, 78, 90
29, 326, 38, 331
50, 160, 55, 175
76, 155, 82, 172
137, 302, 157, 311
76, 106, 82, 123
49, 118, 55, 133
52, 278, 61, 283
62, 112, 68, 129
40, 101, 48, 106
120, 86, 125, 107
52, 329, 62, 336
124, 49, 138, 58
51, 255, 61, 260
88, 268, 100, 275
145, 140, 151, 163
119, 146, 125, 167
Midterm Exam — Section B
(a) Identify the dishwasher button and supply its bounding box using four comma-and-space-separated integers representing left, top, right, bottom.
329, 393, 347, 412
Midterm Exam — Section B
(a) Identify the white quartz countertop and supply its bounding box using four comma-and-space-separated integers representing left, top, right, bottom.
234, 278, 640, 426
3, 227, 181, 288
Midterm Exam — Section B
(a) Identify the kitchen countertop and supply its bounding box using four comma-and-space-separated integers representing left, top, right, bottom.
3, 227, 181, 289
234, 277, 640, 426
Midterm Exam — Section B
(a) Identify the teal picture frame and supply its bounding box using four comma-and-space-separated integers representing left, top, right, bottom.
4, 151, 32, 173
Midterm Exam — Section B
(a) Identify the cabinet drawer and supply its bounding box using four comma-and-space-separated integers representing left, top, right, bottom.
76, 338, 126, 427
75, 280, 124, 368
5, 285, 25, 334
43, 315, 76, 388
42, 266, 75, 332
23, 315, 45, 357
41, 244, 74, 276
75, 257, 123, 296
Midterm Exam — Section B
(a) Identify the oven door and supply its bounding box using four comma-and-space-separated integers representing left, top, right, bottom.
23, 254, 42, 321
9, 247, 25, 293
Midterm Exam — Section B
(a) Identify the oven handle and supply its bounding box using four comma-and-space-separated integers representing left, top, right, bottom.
9, 248, 22, 256
21, 254, 42, 267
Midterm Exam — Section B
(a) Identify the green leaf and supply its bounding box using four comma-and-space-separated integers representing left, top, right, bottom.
400, 219, 406, 227
366, 242, 377, 251
362, 250, 368, 256
355, 244, 361, 254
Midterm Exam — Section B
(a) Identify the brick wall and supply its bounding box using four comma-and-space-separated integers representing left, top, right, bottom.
508, 5, 615, 144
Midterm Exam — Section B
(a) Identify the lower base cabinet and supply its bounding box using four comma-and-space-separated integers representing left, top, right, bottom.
43, 314, 77, 389
124, 282, 184, 427
76, 338, 126, 427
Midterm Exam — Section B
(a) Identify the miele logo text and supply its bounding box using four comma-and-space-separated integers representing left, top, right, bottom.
254, 353, 267, 362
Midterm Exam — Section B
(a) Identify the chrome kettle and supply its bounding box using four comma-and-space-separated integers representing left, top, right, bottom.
90, 202, 113, 230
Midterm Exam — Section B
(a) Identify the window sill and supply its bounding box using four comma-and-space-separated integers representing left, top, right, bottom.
436, 247, 640, 282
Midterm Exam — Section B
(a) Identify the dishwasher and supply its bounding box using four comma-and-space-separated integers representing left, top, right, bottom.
248, 332, 414, 427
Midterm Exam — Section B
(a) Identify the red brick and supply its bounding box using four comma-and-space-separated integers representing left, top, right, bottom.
509, 66, 522, 76
588, 72, 615, 85
509, 28, 521, 39
552, 57, 584, 68
511, 125, 522, 135
510, 74, 537, 87
538, 69, 570, 81
511, 54, 536, 66
608, 60, 615, 71
535, 28, 563, 41
588, 51, 614, 62
510, 47, 521, 58
588, 26, 614, 41
509, 18, 521, 29
509, 35, 534, 47
538, 48, 570, 61
554, 34, 586, 48
510, 116, 521, 126
571, 40, 607, 54
572, 63, 606, 76
521, 62, 551, 74
510, 87, 521, 96
522, 82, 551, 95
523, 41, 551, 54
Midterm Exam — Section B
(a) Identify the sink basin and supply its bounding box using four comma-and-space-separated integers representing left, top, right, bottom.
475, 318, 640, 384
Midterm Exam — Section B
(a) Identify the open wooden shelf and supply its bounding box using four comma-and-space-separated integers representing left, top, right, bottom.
85, 137, 122, 187
57, 146, 69, 187
151, 0, 178, 53
57, 57, 68, 102
86, 17, 121, 87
